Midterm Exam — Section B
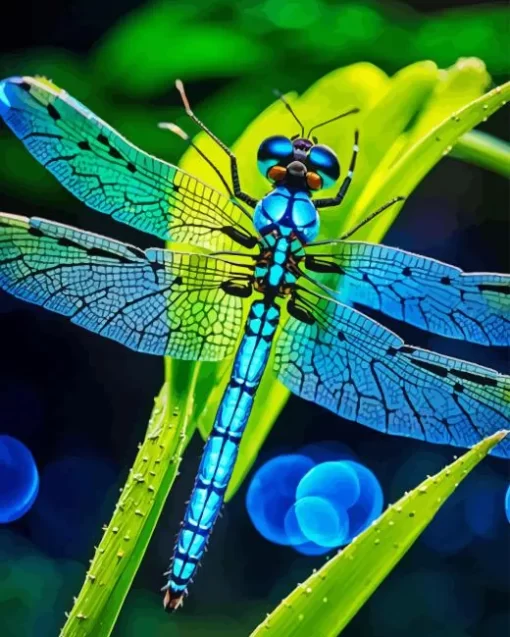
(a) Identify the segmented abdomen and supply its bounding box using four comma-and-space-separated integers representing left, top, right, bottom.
164, 300, 280, 609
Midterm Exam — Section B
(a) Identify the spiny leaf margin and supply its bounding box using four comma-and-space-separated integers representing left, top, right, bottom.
251, 430, 507, 637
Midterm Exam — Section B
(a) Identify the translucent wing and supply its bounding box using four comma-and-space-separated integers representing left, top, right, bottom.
0, 213, 253, 360
275, 289, 510, 458
0, 76, 257, 252
305, 242, 510, 346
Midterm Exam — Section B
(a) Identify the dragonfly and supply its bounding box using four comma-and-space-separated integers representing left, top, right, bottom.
0, 76, 508, 611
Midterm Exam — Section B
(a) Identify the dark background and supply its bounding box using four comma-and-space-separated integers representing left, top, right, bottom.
0, 1, 508, 636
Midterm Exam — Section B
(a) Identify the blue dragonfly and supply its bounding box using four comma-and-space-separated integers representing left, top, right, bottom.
0, 76, 508, 610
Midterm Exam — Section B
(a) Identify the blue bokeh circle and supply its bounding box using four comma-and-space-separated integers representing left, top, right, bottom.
0, 435, 39, 523
297, 461, 360, 511
246, 454, 315, 545
295, 496, 350, 547
341, 461, 384, 542
246, 451, 384, 553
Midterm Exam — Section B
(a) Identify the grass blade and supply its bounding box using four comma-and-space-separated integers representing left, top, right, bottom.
60, 361, 199, 637
251, 430, 507, 637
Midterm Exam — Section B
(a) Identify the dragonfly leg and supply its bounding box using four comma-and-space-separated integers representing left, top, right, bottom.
339, 195, 405, 240
314, 129, 359, 209
175, 80, 258, 208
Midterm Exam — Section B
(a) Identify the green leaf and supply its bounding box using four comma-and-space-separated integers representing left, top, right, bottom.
223, 63, 505, 500
250, 430, 507, 637
326, 60, 440, 237
179, 63, 510, 502
452, 130, 510, 178
350, 80, 510, 242
60, 362, 199, 637
404, 57, 490, 146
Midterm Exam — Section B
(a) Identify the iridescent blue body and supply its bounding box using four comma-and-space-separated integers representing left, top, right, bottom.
167, 189, 314, 601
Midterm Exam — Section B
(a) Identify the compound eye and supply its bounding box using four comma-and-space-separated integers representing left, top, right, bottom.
307, 144, 340, 189
257, 136, 294, 179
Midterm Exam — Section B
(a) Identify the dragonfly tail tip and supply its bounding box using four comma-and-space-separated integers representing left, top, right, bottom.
163, 588, 185, 613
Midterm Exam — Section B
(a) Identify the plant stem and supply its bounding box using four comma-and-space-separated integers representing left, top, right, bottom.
453, 130, 510, 178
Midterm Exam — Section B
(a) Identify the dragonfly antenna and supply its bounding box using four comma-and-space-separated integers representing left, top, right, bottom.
175, 79, 192, 114
158, 122, 189, 140
307, 108, 360, 138
158, 122, 235, 198
273, 89, 305, 138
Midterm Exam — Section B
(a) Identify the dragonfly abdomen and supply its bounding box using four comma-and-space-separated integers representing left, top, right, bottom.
164, 300, 280, 610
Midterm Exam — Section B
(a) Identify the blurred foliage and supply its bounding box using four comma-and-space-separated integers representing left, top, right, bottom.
251, 431, 507, 637
0, 0, 508, 204
88, 0, 510, 95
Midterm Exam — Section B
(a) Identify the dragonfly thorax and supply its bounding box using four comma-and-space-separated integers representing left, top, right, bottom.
254, 228, 304, 297
253, 185, 319, 244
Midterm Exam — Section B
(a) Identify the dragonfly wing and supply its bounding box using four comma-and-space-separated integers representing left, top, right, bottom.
305, 242, 510, 346
275, 289, 509, 457
0, 76, 257, 252
0, 213, 251, 359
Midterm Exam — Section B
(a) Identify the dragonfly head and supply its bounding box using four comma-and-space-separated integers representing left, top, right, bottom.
260, 91, 359, 193
257, 135, 340, 192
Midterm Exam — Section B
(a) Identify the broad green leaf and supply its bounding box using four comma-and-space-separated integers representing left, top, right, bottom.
172, 63, 510, 502
174, 62, 389, 202
452, 130, 510, 178
60, 362, 199, 637
250, 430, 507, 637
327, 60, 440, 237
226, 66, 508, 499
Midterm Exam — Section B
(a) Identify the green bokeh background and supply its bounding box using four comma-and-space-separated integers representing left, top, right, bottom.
0, 0, 508, 206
